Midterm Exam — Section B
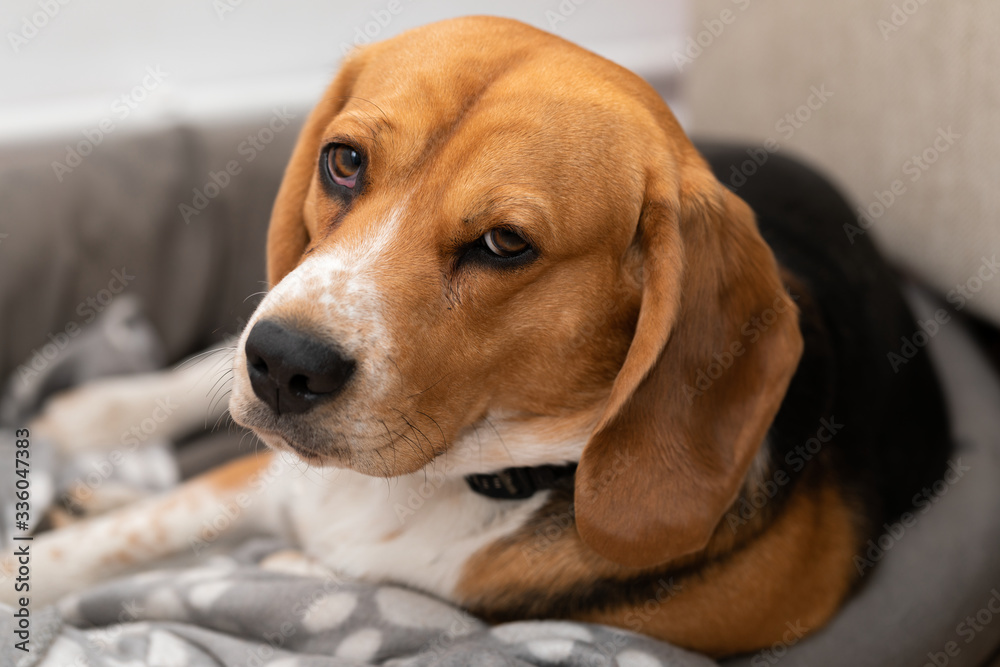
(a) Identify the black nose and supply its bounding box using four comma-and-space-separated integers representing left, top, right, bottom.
244, 320, 355, 416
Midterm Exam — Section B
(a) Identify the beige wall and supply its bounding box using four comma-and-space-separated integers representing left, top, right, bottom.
686, 0, 1000, 325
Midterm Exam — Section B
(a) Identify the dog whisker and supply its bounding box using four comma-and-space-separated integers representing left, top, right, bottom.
406, 372, 453, 399
174, 345, 237, 371
243, 291, 270, 304
210, 401, 232, 433
208, 387, 233, 420
483, 417, 513, 465
206, 368, 234, 399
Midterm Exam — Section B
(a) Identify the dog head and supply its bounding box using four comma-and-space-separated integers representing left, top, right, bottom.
229, 16, 802, 567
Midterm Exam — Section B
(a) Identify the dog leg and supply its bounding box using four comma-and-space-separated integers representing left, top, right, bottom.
0, 452, 287, 608
30, 346, 235, 456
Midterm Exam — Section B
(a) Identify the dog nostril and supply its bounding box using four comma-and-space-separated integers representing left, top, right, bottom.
288, 372, 344, 395
288, 374, 310, 395
248, 354, 268, 375
305, 372, 349, 394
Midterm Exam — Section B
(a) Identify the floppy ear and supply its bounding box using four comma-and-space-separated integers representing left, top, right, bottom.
574, 154, 804, 568
267, 51, 368, 286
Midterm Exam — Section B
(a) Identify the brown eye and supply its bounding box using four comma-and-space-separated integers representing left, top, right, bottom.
326, 144, 362, 188
483, 228, 530, 257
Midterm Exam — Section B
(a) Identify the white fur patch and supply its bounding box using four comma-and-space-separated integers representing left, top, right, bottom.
282, 462, 549, 600
231, 207, 406, 423
440, 410, 595, 477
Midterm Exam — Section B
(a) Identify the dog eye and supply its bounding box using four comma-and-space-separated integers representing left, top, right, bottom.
325, 144, 362, 188
483, 228, 530, 257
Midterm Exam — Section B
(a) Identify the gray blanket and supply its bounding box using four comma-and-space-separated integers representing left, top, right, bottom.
1, 538, 715, 667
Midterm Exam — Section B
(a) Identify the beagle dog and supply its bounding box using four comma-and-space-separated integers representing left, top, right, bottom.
2, 16, 951, 657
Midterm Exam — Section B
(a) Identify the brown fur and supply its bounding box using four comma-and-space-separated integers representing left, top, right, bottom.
200, 450, 275, 491
457, 465, 858, 656
251, 16, 852, 656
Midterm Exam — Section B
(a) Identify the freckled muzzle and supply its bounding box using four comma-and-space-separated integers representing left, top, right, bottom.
243, 319, 356, 416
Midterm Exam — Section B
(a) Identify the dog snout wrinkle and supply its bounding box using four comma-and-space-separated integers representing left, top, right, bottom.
244, 320, 355, 415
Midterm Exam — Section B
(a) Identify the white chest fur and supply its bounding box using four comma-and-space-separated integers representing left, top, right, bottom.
281, 461, 550, 599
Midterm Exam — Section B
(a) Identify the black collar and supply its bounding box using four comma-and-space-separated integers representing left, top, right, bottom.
464, 462, 578, 500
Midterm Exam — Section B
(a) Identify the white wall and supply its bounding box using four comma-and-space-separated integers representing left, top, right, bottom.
685, 0, 1000, 324
1, 0, 686, 141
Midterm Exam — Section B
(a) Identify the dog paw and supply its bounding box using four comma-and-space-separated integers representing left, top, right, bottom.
1, 529, 96, 608
31, 376, 177, 455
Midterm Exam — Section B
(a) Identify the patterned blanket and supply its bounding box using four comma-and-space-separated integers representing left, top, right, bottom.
0, 539, 715, 667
